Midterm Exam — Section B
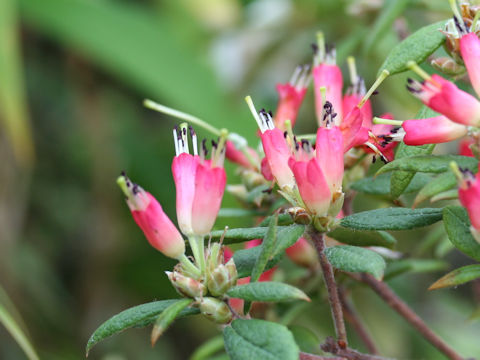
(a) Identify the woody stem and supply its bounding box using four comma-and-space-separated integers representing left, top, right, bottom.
309, 229, 348, 348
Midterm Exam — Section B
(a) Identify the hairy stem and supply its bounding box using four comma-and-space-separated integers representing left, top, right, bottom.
310, 230, 348, 348
299, 352, 345, 360
338, 287, 378, 355
321, 337, 392, 360
354, 273, 465, 360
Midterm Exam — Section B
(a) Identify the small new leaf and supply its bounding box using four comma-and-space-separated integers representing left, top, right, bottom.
429, 265, 480, 290
227, 282, 310, 302
151, 299, 192, 346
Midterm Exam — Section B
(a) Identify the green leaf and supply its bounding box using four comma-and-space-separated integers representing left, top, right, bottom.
86, 300, 199, 355
430, 189, 458, 203
223, 319, 299, 360
327, 227, 396, 249
429, 264, 480, 290
233, 247, 282, 279
443, 206, 480, 262
413, 172, 457, 207
227, 282, 310, 302
258, 213, 294, 227
377, 155, 477, 176
351, 173, 431, 196
0, 288, 39, 360
151, 299, 192, 346
251, 216, 278, 282
325, 245, 386, 280
288, 325, 319, 354
229, 224, 304, 278
190, 335, 225, 360
378, 20, 447, 76
384, 259, 449, 280
272, 224, 306, 257
210, 225, 301, 245
340, 207, 443, 231
363, 0, 410, 54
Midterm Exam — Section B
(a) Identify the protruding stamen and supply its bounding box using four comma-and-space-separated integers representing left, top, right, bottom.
290, 65, 303, 86
173, 127, 180, 156
319, 86, 327, 111
347, 56, 358, 85
472, 11, 480, 32
143, 99, 221, 136
212, 128, 229, 167
364, 142, 388, 163
245, 96, 267, 133
373, 117, 404, 126
315, 31, 325, 65
449, 0, 467, 33
180, 123, 190, 154
358, 69, 389, 108
189, 126, 198, 156
259, 109, 275, 131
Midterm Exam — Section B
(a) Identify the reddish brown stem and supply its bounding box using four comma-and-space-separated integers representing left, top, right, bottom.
338, 288, 378, 355
310, 230, 348, 348
320, 337, 391, 360
354, 273, 465, 360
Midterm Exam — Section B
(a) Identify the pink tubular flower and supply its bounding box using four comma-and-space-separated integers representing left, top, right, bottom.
274, 65, 310, 131
313, 64, 343, 126
191, 161, 226, 235
457, 166, 480, 241
460, 32, 480, 98
117, 174, 185, 259
315, 126, 344, 196
401, 116, 468, 146
172, 125, 227, 236
407, 74, 480, 126
289, 157, 331, 216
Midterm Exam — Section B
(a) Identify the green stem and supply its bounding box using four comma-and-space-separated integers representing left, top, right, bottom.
178, 254, 201, 277
143, 99, 221, 136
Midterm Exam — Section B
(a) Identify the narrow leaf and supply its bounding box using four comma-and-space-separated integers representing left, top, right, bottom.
443, 206, 480, 262
414, 172, 457, 207
233, 246, 282, 279
227, 282, 310, 302
258, 213, 293, 227
351, 173, 431, 196
223, 319, 299, 360
340, 207, 443, 231
377, 155, 477, 176
218, 208, 264, 218
191, 335, 225, 360
384, 259, 449, 280
430, 189, 458, 203
251, 215, 278, 282
429, 264, 480, 290
0, 302, 39, 360
151, 299, 192, 346
86, 300, 199, 355
378, 20, 447, 76
325, 245, 386, 280
327, 227, 396, 249
272, 224, 306, 256
210, 225, 302, 245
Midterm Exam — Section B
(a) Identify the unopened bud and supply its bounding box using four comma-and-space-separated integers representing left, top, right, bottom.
207, 258, 238, 296
287, 207, 312, 225
198, 297, 233, 324
206, 242, 223, 273
166, 271, 206, 298
431, 57, 465, 76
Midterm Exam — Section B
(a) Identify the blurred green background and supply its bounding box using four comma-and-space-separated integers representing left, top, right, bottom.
1, 0, 479, 359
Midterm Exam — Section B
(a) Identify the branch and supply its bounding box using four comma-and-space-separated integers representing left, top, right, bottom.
321, 337, 393, 360
338, 287, 378, 355
352, 273, 465, 360
310, 230, 348, 348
